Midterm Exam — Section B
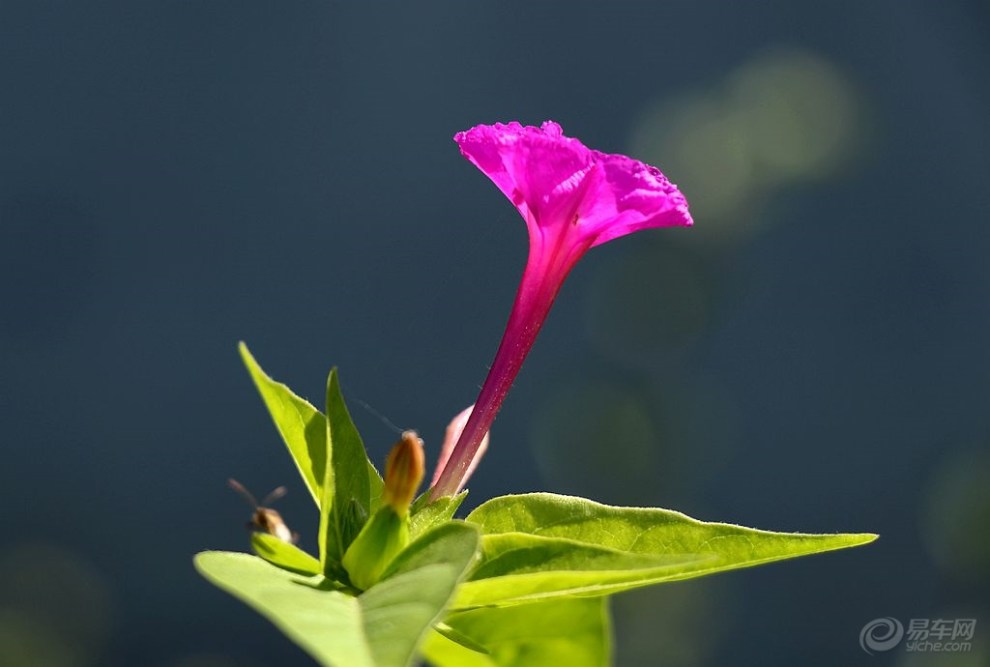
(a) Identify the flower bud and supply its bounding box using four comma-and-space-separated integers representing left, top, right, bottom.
382, 431, 425, 517
340, 433, 424, 590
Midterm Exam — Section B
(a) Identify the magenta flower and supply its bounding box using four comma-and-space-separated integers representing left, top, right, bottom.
430, 121, 692, 498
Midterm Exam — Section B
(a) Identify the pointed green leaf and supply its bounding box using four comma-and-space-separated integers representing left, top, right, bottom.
251, 533, 321, 575
239, 342, 326, 506
196, 523, 478, 667
409, 492, 467, 540
318, 413, 337, 573
460, 493, 876, 608
324, 368, 376, 564
421, 598, 611, 667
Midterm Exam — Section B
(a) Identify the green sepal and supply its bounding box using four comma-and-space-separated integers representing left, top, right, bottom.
410, 492, 467, 539
342, 505, 410, 591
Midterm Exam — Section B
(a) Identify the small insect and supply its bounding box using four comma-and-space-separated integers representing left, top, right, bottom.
227, 478, 298, 544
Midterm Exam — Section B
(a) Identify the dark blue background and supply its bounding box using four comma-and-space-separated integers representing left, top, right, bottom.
1, 2, 988, 666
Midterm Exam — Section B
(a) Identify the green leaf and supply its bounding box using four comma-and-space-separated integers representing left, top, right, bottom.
410, 492, 467, 539
382, 521, 479, 581
195, 523, 479, 667
318, 419, 336, 574
421, 598, 611, 667
323, 368, 377, 565
456, 533, 704, 608
195, 552, 369, 666
460, 493, 877, 608
239, 342, 326, 507
473, 533, 697, 578
251, 533, 321, 575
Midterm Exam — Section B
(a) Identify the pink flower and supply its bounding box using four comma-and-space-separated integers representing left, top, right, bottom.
430, 121, 692, 498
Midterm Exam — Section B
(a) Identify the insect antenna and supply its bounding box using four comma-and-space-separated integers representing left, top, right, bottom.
228, 478, 259, 509
261, 485, 288, 507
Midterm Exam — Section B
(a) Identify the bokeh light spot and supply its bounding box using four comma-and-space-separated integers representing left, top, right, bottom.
531, 380, 659, 504
629, 47, 864, 243
0, 543, 114, 667
921, 448, 990, 583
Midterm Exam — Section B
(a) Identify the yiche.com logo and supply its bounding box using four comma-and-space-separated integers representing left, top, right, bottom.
860, 618, 905, 654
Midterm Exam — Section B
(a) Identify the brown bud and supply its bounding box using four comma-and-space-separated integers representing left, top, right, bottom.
382, 431, 425, 516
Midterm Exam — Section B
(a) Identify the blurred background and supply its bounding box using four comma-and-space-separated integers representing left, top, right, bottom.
1, 1, 988, 666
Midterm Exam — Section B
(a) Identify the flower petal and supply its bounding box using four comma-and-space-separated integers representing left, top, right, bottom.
455, 122, 691, 248
454, 122, 526, 205
585, 151, 693, 246
455, 121, 600, 237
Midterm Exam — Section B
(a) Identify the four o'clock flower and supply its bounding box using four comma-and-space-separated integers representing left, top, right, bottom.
430, 121, 692, 498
